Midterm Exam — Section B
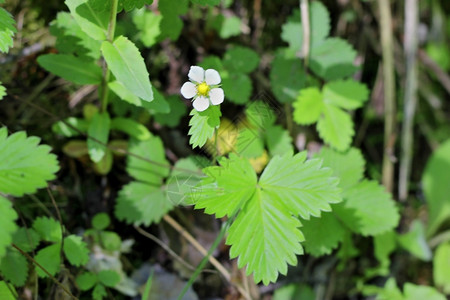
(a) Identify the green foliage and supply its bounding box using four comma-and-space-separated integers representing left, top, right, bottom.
154, 95, 187, 128
33, 216, 62, 243
52, 117, 88, 137
433, 242, 450, 293
191, 0, 220, 5
0, 83, 5, 100
63, 235, 89, 266
92, 213, 110, 230
158, 0, 188, 41
76, 272, 97, 290
0, 128, 59, 196
132, 9, 162, 47
0, 281, 17, 300
0, 248, 27, 286
119, 0, 153, 12
0, 7, 16, 53
366, 278, 447, 300
188, 106, 221, 148
193, 153, 341, 284
12, 228, 40, 252
397, 220, 432, 261
65, 0, 109, 41
0, 196, 17, 260
97, 270, 121, 287
273, 283, 315, 300
87, 112, 111, 163
110, 117, 151, 140
35, 243, 61, 277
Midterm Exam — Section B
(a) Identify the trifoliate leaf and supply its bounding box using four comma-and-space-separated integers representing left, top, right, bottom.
334, 180, 399, 236
76, 272, 97, 291
302, 212, 345, 256
223, 46, 259, 74
433, 242, 450, 294
0, 128, 59, 196
270, 49, 305, 103
315, 147, 365, 190
63, 235, 89, 266
33, 217, 62, 243
422, 139, 450, 236
35, 244, 61, 277
98, 270, 120, 287
132, 9, 162, 47
119, 0, 153, 12
222, 73, 252, 104
115, 181, 174, 225
92, 213, 110, 230
0, 281, 17, 300
87, 112, 110, 163
0, 7, 16, 53
65, 0, 109, 41
0, 248, 27, 286
323, 79, 369, 110
127, 135, 170, 184
110, 117, 151, 140
403, 283, 446, 300
101, 36, 153, 102
12, 227, 40, 253
193, 153, 341, 284
265, 125, 293, 157
397, 220, 432, 261
317, 104, 353, 151
188, 106, 221, 148
0, 196, 17, 260
92, 283, 107, 300
293, 87, 323, 125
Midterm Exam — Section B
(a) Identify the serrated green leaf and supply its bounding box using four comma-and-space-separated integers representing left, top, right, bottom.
97, 270, 120, 287
335, 180, 399, 236
101, 36, 153, 102
302, 212, 345, 256
0, 281, 17, 300
12, 227, 40, 253
397, 220, 432, 261
188, 106, 221, 148
0, 8, 16, 53
403, 283, 446, 300
92, 213, 110, 230
323, 79, 369, 110
127, 136, 170, 184
270, 49, 305, 103
132, 9, 162, 47
194, 153, 341, 284
433, 242, 450, 294
293, 87, 323, 125
37, 54, 102, 85
65, 0, 109, 40
422, 139, 450, 236
110, 117, 151, 140
87, 112, 110, 163
119, 0, 153, 12
35, 244, 61, 278
245, 101, 276, 128
92, 283, 107, 300
33, 216, 62, 243
165, 158, 202, 206
317, 104, 353, 151
52, 117, 88, 137
0, 196, 17, 260
115, 181, 174, 226
0, 128, 59, 196
223, 46, 259, 73
236, 128, 264, 158
63, 235, 89, 266
76, 272, 97, 291
222, 72, 252, 104
265, 125, 293, 157
0, 248, 27, 286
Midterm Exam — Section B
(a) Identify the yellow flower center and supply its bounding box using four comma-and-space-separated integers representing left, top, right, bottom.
197, 82, 210, 96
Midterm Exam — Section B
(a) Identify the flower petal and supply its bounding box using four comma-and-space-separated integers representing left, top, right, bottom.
205, 69, 221, 85
193, 96, 210, 112
209, 88, 224, 105
188, 66, 205, 83
180, 82, 197, 99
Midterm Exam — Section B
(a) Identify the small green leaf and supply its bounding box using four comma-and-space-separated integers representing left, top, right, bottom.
433, 242, 450, 294
37, 54, 102, 85
12, 227, 40, 253
0, 281, 17, 300
317, 104, 353, 151
132, 9, 162, 47
323, 79, 369, 110
76, 272, 97, 291
223, 46, 259, 74
398, 220, 432, 261
97, 270, 120, 287
216, 16, 241, 38
0, 196, 17, 260
0, 248, 28, 286
63, 235, 89, 266
92, 213, 110, 230
65, 0, 109, 40
0, 83, 5, 100
101, 36, 153, 102
403, 283, 446, 300
0, 128, 59, 196
35, 244, 61, 278
265, 125, 293, 157
92, 283, 107, 300
245, 101, 276, 128
99, 231, 121, 251
188, 106, 221, 148
32, 216, 62, 243
110, 117, 151, 140
52, 117, 89, 137
373, 230, 397, 273
62, 140, 89, 158
93, 149, 113, 175
293, 87, 323, 125
0, 8, 16, 53
87, 112, 110, 163
221, 73, 252, 104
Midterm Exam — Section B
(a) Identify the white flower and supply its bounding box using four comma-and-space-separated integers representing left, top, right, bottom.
180, 66, 225, 112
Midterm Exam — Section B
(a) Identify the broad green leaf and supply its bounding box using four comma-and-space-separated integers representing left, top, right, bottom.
223, 46, 259, 73
92, 283, 107, 300
0, 83, 5, 100
397, 220, 432, 261
115, 181, 174, 225
188, 106, 221, 148
119, 0, 153, 12
199, 55, 223, 71
403, 283, 446, 300
101, 36, 153, 102
245, 101, 276, 128
0, 248, 27, 286
236, 128, 264, 158
63, 235, 89, 266
158, 0, 188, 15
273, 283, 315, 300
265, 125, 293, 157
110, 117, 151, 140
87, 112, 110, 163
33, 216, 62, 243
0, 281, 17, 300
35, 244, 61, 277
76, 272, 97, 291
127, 136, 170, 184
92, 213, 110, 230
0, 128, 59, 196
0, 196, 17, 260
65, 0, 109, 41
317, 104, 353, 151
270, 49, 305, 103
159, 12, 183, 41
52, 117, 88, 137
302, 212, 345, 256
190, 0, 220, 6
194, 153, 341, 284
293, 87, 323, 125
12, 227, 40, 252
335, 180, 399, 236
97, 270, 120, 287
323, 79, 369, 110
222, 72, 252, 104
37, 54, 102, 85
422, 139, 450, 236
433, 242, 450, 294
0, 7, 16, 53
132, 9, 162, 47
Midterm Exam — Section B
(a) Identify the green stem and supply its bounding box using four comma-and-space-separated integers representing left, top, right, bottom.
100, 0, 119, 112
